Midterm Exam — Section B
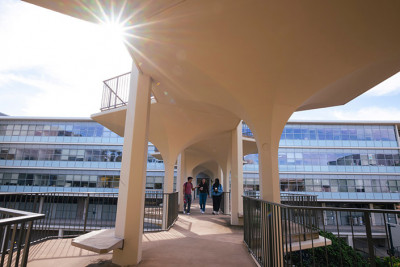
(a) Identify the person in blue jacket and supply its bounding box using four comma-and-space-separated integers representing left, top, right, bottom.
211, 178, 223, 215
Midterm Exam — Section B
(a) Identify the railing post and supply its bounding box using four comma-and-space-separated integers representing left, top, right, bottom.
83, 194, 90, 233
58, 229, 64, 239
162, 193, 169, 230
115, 76, 119, 108
364, 211, 376, 267
38, 196, 45, 214
107, 83, 112, 109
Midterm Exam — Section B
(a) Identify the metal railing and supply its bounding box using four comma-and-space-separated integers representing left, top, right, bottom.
280, 193, 318, 207
101, 72, 130, 111
166, 192, 178, 229
0, 191, 179, 237
0, 207, 44, 267
243, 195, 400, 267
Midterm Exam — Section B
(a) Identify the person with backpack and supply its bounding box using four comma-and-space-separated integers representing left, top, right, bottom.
183, 177, 196, 215
198, 178, 209, 214
211, 178, 223, 215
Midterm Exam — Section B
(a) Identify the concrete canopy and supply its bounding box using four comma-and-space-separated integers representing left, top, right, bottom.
26, 0, 400, 199
25, 0, 400, 134
92, 100, 240, 166
22, 1, 400, 265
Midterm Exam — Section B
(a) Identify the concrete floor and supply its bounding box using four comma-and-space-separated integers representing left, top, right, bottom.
28, 200, 256, 267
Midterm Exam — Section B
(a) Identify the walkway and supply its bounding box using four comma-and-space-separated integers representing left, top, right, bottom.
28, 200, 255, 267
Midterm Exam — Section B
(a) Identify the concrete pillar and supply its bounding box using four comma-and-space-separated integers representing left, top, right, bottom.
347, 235, 354, 248
192, 174, 197, 200
258, 140, 281, 203
177, 153, 185, 212
162, 161, 175, 229
231, 121, 244, 225
112, 67, 152, 266
322, 203, 327, 225
38, 196, 45, 213
218, 165, 223, 187
96, 204, 102, 220
223, 165, 230, 214
163, 161, 175, 193
253, 115, 289, 267
369, 203, 376, 226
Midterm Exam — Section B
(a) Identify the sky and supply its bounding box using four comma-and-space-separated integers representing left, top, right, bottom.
1, 0, 400, 120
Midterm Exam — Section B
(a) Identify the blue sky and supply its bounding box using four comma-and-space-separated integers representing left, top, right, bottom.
1, 0, 400, 120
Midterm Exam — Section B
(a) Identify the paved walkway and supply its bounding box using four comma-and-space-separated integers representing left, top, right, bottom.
28, 200, 255, 267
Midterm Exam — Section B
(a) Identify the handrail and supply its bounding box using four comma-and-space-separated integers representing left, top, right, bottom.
243, 195, 400, 266
0, 207, 44, 226
243, 195, 400, 214
0, 207, 45, 267
103, 72, 131, 83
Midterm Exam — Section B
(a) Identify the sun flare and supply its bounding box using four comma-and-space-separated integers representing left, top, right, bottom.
102, 21, 127, 43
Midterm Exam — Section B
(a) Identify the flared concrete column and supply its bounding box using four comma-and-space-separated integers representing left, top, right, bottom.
163, 161, 175, 193
112, 68, 151, 266
218, 165, 223, 185
231, 121, 243, 225
223, 165, 230, 214
162, 160, 175, 229
177, 153, 185, 212
258, 141, 280, 203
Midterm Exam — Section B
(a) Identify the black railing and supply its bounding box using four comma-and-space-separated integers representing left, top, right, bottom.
0, 207, 44, 267
244, 195, 400, 267
166, 192, 178, 229
243, 190, 260, 198
144, 191, 164, 231
0, 191, 179, 237
101, 72, 130, 111
0, 192, 118, 242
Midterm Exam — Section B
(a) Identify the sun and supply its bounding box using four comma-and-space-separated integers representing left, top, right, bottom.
102, 21, 127, 43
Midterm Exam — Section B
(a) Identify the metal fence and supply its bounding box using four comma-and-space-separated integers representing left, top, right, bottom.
0, 191, 179, 236
243, 195, 400, 267
166, 192, 179, 229
0, 207, 44, 267
101, 72, 130, 111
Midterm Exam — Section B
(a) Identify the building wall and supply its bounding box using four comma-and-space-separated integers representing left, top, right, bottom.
243, 122, 400, 202
0, 117, 166, 192
1, 117, 400, 204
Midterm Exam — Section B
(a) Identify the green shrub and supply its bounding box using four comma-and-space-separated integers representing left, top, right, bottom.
286, 231, 367, 267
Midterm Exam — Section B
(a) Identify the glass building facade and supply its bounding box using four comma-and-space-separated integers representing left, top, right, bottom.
243, 122, 400, 202
0, 117, 165, 192
1, 117, 400, 204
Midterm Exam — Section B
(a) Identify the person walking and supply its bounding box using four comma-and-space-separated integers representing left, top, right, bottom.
211, 178, 223, 215
183, 177, 195, 215
198, 178, 209, 214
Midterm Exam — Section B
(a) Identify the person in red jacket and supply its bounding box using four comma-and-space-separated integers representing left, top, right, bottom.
183, 177, 196, 215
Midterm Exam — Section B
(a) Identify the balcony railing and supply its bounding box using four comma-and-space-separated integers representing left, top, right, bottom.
244, 194, 400, 267
0, 207, 44, 267
101, 72, 130, 111
100, 72, 157, 111
0, 191, 178, 237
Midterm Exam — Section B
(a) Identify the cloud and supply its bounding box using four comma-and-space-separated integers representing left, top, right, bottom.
291, 106, 400, 121
364, 72, 400, 96
331, 107, 400, 121
0, 0, 132, 117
